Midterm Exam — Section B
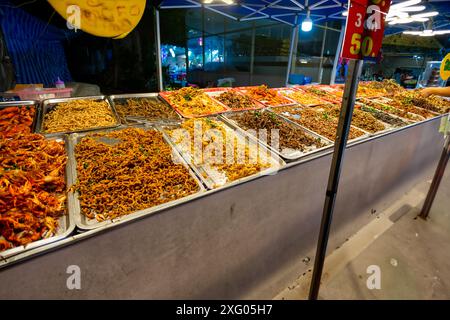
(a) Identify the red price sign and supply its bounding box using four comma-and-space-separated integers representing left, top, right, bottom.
341, 0, 391, 60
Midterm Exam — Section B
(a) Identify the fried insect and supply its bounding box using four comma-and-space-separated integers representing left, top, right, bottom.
0, 133, 66, 251
0, 106, 35, 138
245, 85, 292, 107
114, 97, 179, 123
165, 87, 227, 117
228, 111, 325, 152
385, 92, 437, 118
321, 105, 386, 133
166, 118, 272, 186
284, 89, 327, 106
272, 106, 365, 141
73, 128, 200, 222
360, 99, 424, 122
43, 100, 117, 133
394, 91, 450, 114
215, 91, 258, 110
359, 105, 409, 127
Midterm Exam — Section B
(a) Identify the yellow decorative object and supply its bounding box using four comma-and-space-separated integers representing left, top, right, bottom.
440, 53, 450, 81
48, 0, 146, 39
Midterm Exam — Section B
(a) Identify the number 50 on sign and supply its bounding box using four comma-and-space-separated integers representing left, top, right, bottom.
341, 0, 391, 60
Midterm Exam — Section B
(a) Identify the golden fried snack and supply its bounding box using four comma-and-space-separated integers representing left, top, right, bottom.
73, 128, 199, 222
0, 133, 67, 251
43, 100, 117, 133
115, 98, 179, 123
164, 87, 228, 117
322, 105, 386, 133
245, 85, 292, 107
228, 111, 325, 151
215, 91, 258, 110
166, 118, 272, 186
273, 106, 365, 141
0, 106, 35, 138
285, 89, 327, 106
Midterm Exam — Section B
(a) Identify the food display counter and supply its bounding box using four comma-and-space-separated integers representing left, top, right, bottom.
0, 81, 448, 298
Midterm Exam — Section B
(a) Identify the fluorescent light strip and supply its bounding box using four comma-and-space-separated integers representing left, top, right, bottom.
411, 11, 439, 18
390, 0, 422, 10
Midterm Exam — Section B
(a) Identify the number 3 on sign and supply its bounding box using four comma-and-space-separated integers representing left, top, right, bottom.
349, 33, 374, 57
355, 13, 362, 27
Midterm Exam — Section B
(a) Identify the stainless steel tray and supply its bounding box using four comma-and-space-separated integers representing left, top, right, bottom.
375, 97, 441, 119
108, 93, 182, 125
220, 110, 333, 161
160, 118, 285, 190
0, 134, 76, 259
68, 124, 206, 230
236, 87, 297, 108
39, 96, 120, 136
275, 88, 330, 107
357, 102, 414, 129
271, 105, 370, 145
0, 100, 40, 133
359, 98, 426, 123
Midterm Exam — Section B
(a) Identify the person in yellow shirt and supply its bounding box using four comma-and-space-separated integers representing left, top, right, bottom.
421, 86, 450, 98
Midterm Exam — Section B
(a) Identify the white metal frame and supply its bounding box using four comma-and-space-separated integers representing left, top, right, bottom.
159, 1, 348, 25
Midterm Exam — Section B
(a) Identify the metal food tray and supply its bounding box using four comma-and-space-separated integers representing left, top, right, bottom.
236, 87, 297, 108
275, 88, 330, 107
307, 104, 375, 137
270, 105, 370, 145
39, 96, 120, 136
68, 124, 205, 230
300, 86, 342, 104
362, 98, 426, 123
357, 102, 414, 129
204, 88, 266, 111
159, 90, 231, 119
220, 110, 333, 161
0, 100, 40, 133
108, 93, 182, 125
160, 118, 285, 190
371, 97, 441, 119
0, 134, 76, 259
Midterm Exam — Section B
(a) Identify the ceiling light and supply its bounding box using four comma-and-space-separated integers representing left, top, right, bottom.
411, 11, 439, 18
203, 0, 213, 3
390, 0, 422, 10
403, 29, 450, 36
301, 11, 313, 32
342, 11, 348, 16
400, 5, 425, 12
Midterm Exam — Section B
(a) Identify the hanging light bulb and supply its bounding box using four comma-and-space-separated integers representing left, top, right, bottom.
301, 11, 313, 32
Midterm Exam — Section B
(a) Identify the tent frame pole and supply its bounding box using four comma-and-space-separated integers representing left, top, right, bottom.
330, 24, 345, 85
285, 15, 299, 86
154, 8, 163, 91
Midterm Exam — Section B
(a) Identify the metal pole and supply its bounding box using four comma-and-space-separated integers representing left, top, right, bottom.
202, 6, 206, 71
330, 24, 345, 85
154, 8, 163, 91
308, 59, 363, 300
419, 134, 450, 219
318, 22, 328, 84
249, 22, 256, 85
285, 16, 299, 86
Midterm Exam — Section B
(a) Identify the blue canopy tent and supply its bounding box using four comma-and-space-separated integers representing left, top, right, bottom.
0, 4, 73, 86
159, 0, 450, 28
157, 0, 450, 89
